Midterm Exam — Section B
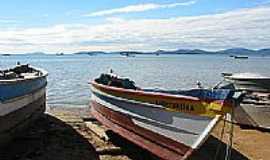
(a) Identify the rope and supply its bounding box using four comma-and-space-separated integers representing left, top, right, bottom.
212, 79, 225, 89
225, 108, 234, 160
214, 117, 226, 160
215, 108, 234, 160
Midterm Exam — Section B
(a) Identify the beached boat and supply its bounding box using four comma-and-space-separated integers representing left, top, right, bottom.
221, 73, 270, 129
233, 92, 270, 130
0, 64, 48, 145
223, 72, 270, 92
90, 73, 239, 160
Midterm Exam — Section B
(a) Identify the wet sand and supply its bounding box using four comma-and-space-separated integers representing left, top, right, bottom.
0, 106, 269, 160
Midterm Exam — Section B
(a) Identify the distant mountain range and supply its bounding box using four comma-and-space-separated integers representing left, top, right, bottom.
73, 48, 270, 55
21, 52, 47, 55
150, 48, 270, 55
1, 48, 270, 56
215, 48, 270, 55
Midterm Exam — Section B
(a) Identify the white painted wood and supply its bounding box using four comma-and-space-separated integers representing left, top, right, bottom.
91, 92, 217, 149
0, 88, 45, 116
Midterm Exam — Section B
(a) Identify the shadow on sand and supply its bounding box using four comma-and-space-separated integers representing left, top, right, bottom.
0, 112, 250, 160
0, 114, 99, 160
105, 131, 249, 160
105, 130, 160, 160
189, 135, 249, 160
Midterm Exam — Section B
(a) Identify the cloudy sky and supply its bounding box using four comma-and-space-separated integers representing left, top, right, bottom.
0, 0, 270, 53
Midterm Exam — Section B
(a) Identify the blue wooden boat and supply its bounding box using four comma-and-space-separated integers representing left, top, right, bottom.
0, 64, 48, 145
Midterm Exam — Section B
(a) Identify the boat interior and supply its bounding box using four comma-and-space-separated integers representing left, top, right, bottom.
95, 73, 137, 90
95, 73, 238, 100
0, 64, 41, 80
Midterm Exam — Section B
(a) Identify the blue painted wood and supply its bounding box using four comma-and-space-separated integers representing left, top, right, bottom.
143, 88, 234, 100
0, 77, 47, 102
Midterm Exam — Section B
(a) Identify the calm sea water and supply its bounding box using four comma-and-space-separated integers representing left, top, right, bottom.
1, 54, 270, 107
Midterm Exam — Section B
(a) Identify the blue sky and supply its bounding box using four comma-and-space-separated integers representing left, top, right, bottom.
0, 0, 270, 53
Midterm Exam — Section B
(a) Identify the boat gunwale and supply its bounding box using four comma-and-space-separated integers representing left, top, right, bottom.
91, 87, 166, 110
224, 74, 270, 80
225, 77, 270, 81
0, 67, 48, 84
90, 80, 202, 101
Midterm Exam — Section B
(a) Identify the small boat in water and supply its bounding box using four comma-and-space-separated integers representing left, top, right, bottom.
233, 55, 248, 59
0, 64, 48, 145
90, 73, 239, 160
1, 54, 11, 56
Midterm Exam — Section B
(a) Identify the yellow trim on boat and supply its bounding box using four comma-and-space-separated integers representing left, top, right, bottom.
93, 83, 233, 118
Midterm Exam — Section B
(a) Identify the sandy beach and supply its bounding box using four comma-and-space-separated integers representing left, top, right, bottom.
0, 106, 269, 160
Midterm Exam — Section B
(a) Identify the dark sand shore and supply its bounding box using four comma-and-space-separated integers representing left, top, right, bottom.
0, 106, 269, 160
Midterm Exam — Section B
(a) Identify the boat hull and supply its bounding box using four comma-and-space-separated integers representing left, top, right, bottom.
234, 103, 270, 129
90, 89, 221, 160
0, 87, 46, 145
224, 77, 270, 92
91, 101, 194, 160
233, 79, 270, 92
0, 76, 47, 102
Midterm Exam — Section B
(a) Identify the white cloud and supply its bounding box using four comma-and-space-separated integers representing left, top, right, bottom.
85, 1, 196, 17
0, 6, 270, 53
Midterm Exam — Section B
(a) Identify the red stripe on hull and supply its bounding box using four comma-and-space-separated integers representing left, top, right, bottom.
91, 81, 200, 102
90, 101, 194, 160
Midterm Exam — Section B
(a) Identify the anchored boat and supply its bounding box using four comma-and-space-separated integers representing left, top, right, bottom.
0, 64, 48, 145
90, 73, 239, 160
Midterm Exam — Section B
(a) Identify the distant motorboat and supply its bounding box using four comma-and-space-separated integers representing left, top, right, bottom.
1, 54, 11, 56
0, 64, 48, 145
230, 55, 248, 59
56, 53, 64, 56
90, 73, 239, 160
222, 72, 270, 92
119, 52, 136, 57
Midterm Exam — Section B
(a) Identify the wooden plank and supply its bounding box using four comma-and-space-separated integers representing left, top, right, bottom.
96, 146, 123, 155
85, 121, 109, 141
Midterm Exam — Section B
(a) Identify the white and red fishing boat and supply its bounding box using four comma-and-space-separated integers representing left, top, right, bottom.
90, 73, 238, 160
